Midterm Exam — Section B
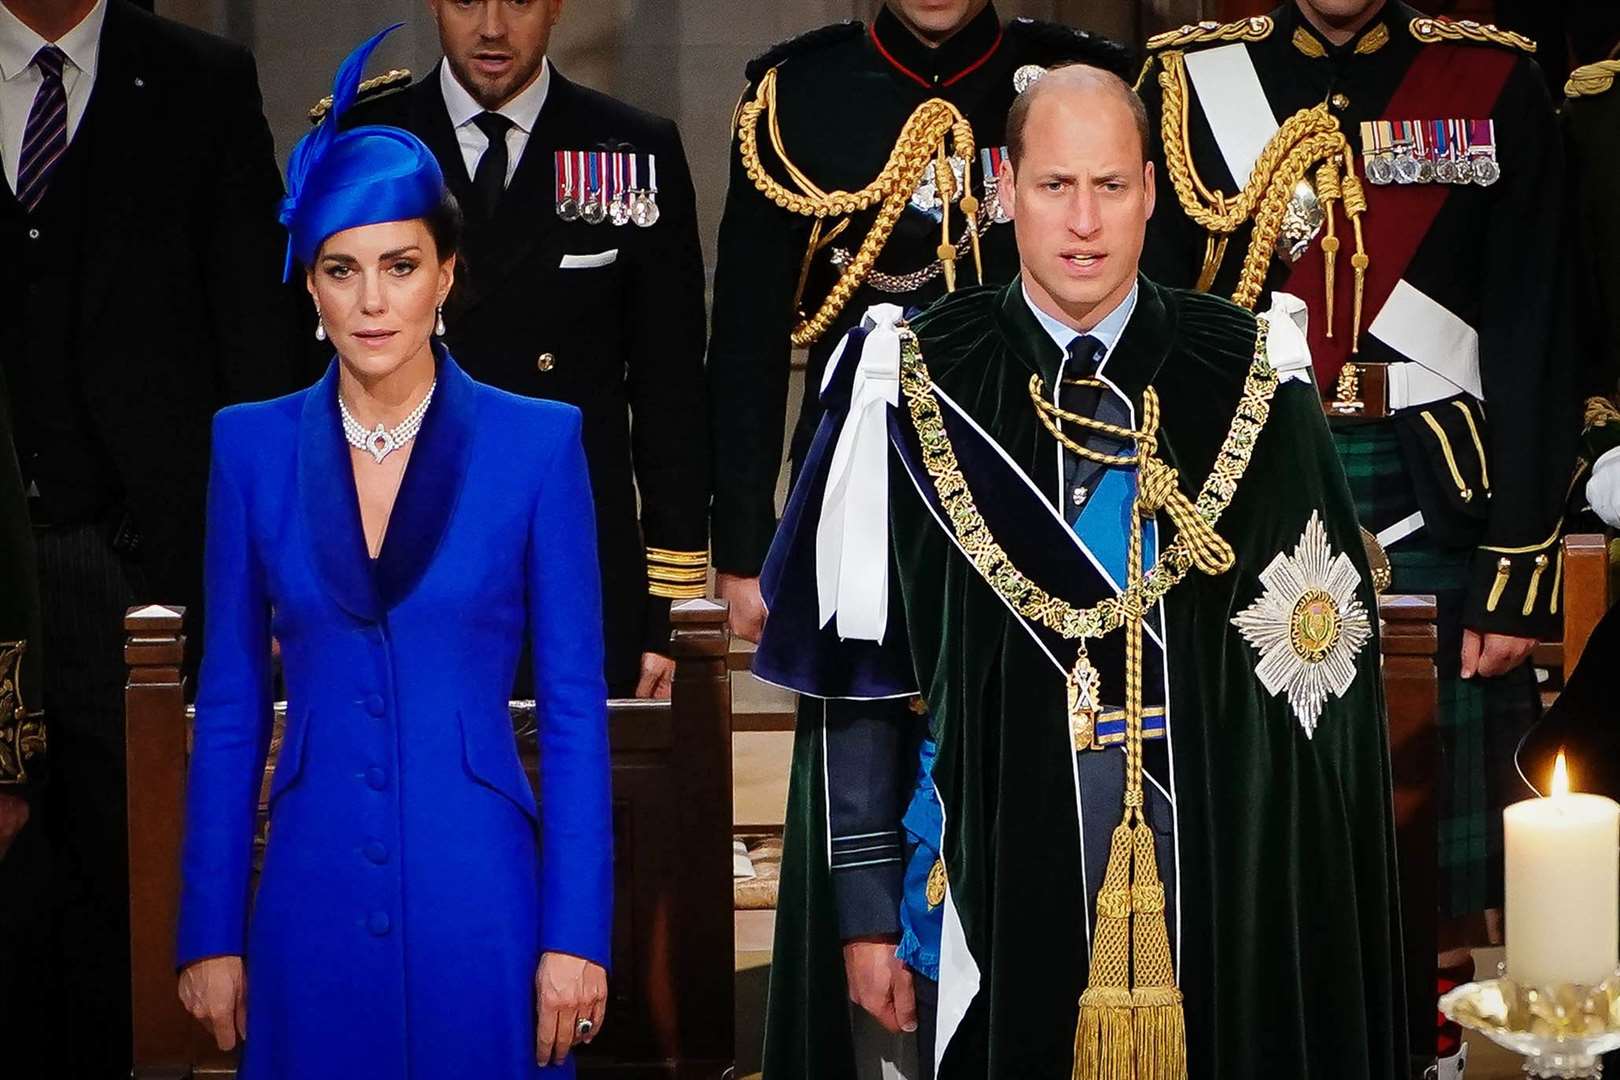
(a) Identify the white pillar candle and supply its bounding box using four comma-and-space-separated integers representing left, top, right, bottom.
1504, 752, 1620, 987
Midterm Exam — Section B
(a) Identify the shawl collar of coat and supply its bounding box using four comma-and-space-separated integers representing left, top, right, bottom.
298, 344, 477, 621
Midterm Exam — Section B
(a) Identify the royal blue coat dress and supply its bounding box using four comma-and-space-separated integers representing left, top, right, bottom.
177, 350, 612, 1079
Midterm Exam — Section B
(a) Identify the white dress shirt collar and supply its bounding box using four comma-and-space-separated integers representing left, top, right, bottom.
439, 55, 551, 135
0, 0, 106, 83
1022, 278, 1140, 374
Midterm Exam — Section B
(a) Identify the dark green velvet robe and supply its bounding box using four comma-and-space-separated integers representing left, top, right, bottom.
758, 277, 1406, 1079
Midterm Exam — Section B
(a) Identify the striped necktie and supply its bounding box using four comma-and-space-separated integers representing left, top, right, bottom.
17, 45, 68, 212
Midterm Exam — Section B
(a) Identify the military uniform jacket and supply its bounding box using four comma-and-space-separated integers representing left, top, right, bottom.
706, 5, 1133, 575
751, 279, 1404, 1078
0, 370, 42, 796
345, 65, 709, 693
1140, 2, 1576, 639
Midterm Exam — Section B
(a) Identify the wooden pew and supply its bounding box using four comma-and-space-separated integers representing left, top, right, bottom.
1379, 593, 1439, 1075
126, 599, 735, 1080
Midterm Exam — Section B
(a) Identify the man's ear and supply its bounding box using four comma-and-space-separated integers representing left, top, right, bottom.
1142, 160, 1156, 220
998, 160, 1016, 221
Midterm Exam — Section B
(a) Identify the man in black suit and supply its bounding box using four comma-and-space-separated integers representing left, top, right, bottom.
0, 0, 298, 1073
343, 0, 710, 700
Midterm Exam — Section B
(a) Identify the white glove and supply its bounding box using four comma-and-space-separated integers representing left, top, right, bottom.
1586, 445, 1620, 528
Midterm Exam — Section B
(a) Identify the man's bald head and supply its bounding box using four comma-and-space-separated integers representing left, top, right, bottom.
1006, 64, 1150, 170
996, 61, 1156, 332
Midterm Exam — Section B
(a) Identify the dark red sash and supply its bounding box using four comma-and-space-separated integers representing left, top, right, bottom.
1277, 43, 1516, 389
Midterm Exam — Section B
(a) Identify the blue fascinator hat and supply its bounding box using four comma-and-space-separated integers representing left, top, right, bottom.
279, 24, 446, 280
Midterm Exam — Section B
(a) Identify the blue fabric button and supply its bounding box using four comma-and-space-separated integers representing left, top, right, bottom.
364, 694, 385, 717
365, 767, 388, 790
363, 841, 389, 865
367, 911, 391, 936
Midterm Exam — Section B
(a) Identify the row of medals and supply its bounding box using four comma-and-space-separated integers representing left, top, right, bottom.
558, 188, 660, 227
1359, 121, 1501, 188
557, 153, 660, 229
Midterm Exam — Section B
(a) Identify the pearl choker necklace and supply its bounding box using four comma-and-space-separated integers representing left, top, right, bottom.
339, 380, 436, 464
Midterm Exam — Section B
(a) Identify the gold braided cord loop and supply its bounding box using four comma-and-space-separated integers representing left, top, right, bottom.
1585, 395, 1620, 432
900, 321, 1279, 643
1030, 379, 1236, 577
737, 67, 977, 347
1158, 53, 1369, 327
1145, 16, 1272, 52
1410, 17, 1536, 54
1568, 60, 1620, 99
1158, 53, 1343, 224
1232, 129, 1349, 310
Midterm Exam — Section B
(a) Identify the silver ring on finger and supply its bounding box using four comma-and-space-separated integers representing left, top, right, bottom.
576, 1017, 594, 1038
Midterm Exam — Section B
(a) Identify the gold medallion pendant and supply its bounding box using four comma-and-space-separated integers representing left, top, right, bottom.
1231, 512, 1372, 737
925, 857, 948, 910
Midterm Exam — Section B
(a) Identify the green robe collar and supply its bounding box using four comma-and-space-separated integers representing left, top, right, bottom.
993, 274, 1175, 402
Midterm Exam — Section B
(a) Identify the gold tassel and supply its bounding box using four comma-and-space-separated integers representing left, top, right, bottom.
1314, 161, 1342, 339
1074, 823, 1136, 1080
1341, 149, 1370, 353
1129, 824, 1186, 1080
937, 143, 958, 293
1073, 387, 1187, 1080
1132, 987, 1188, 1080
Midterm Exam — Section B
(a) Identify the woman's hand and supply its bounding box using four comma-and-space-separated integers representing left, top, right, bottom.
536, 951, 607, 1066
178, 955, 247, 1051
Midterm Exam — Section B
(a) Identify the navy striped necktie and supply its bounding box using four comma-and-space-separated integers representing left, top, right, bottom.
17, 45, 68, 212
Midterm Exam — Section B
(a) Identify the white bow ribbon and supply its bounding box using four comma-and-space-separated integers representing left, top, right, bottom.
816, 304, 905, 642
1264, 292, 1315, 385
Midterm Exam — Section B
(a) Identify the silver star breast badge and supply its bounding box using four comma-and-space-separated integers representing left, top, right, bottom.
1231, 511, 1372, 738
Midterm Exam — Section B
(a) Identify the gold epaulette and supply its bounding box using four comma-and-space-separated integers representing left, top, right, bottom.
646, 547, 709, 601
1146, 16, 1272, 53
1585, 395, 1620, 432
1568, 60, 1620, 100
1409, 17, 1535, 55
308, 68, 412, 125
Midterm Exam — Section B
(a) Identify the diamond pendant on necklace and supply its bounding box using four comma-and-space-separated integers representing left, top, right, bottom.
364, 423, 397, 464
339, 379, 435, 464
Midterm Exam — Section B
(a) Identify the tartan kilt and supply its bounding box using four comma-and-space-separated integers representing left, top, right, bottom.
1333, 422, 1540, 918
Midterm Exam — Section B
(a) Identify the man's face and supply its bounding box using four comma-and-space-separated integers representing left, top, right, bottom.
429, 0, 561, 111
887, 0, 991, 44
1001, 80, 1155, 330
1295, 0, 1383, 26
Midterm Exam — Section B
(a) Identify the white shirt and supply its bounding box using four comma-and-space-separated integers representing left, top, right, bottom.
439, 57, 550, 188
0, 0, 106, 193
1023, 278, 1139, 371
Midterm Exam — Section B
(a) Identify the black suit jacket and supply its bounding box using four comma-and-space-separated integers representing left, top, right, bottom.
0, 0, 300, 640
346, 66, 710, 693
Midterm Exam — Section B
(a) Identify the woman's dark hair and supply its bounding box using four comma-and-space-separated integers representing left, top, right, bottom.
424, 187, 463, 263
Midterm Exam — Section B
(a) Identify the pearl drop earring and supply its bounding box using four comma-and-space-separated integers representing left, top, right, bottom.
435, 305, 447, 337
315, 309, 326, 342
